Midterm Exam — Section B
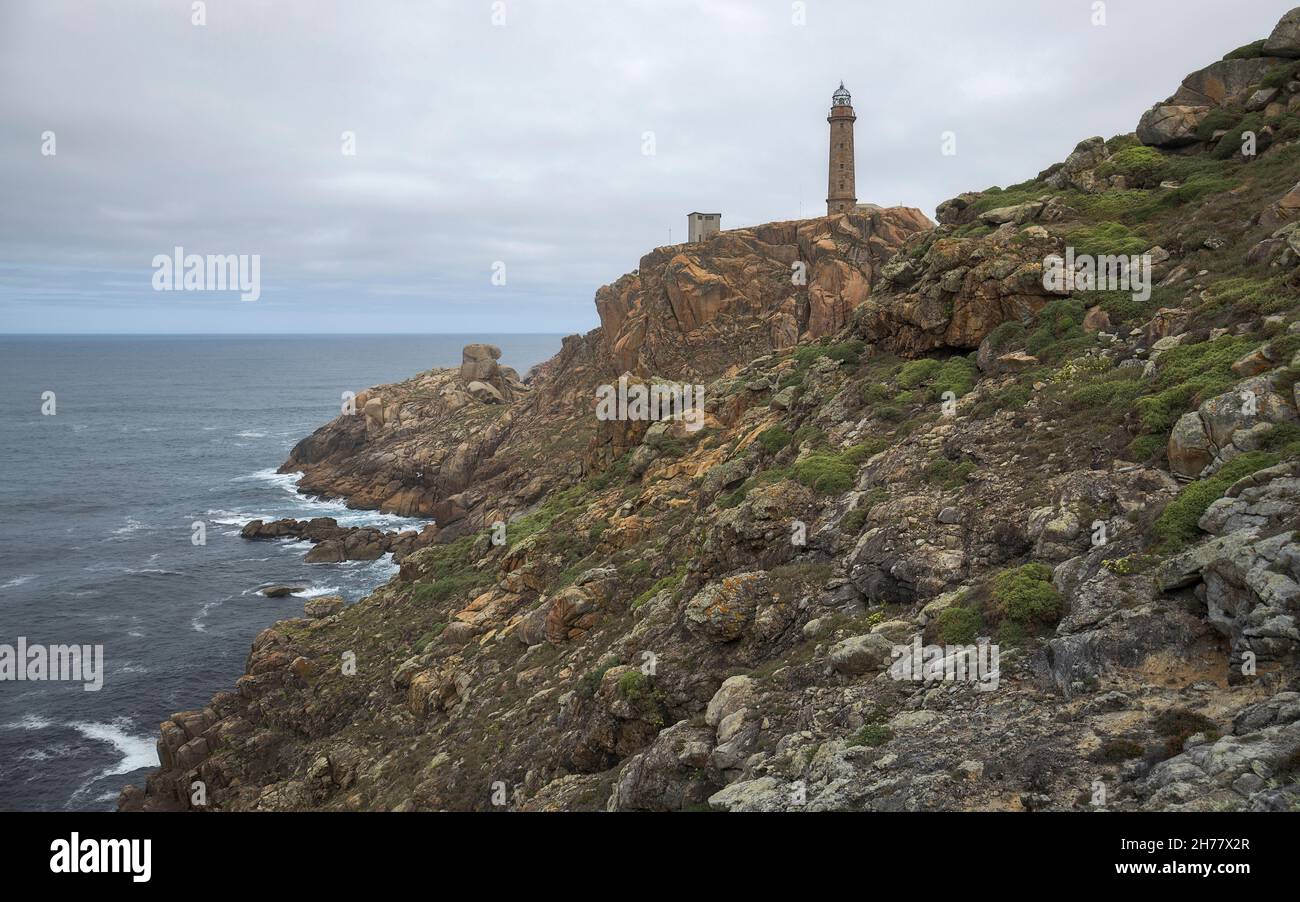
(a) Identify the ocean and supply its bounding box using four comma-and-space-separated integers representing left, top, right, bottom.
0, 334, 562, 811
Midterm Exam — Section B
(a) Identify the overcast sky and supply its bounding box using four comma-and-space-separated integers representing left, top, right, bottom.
0, 0, 1290, 334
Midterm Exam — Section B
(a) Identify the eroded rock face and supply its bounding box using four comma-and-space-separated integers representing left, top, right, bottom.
1138, 54, 1291, 148
240, 517, 440, 562
1166, 372, 1299, 479
595, 208, 933, 377
1160, 467, 1300, 673
1264, 7, 1300, 57
850, 227, 1062, 355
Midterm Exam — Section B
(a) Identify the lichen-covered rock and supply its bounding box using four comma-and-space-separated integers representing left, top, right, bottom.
684, 572, 768, 642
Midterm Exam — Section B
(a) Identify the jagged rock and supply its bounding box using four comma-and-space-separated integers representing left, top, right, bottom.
1167, 376, 1299, 478
980, 201, 1043, 225
851, 229, 1061, 355
1137, 721, 1300, 811
466, 380, 504, 404
1044, 137, 1111, 193
684, 572, 768, 642
1264, 7, 1300, 57
705, 675, 756, 727
607, 721, 717, 811
595, 208, 932, 374
1137, 104, 1209, 147
1262, 181, 1300, 229
303, 595, 345, 619
829, 633, 894, 675
460, 343, 502, 382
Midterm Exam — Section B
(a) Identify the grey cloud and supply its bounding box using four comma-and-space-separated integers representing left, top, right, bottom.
0, 0, 1287, 332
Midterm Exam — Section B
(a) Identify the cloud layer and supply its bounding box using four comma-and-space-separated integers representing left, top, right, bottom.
0, 0, 1286, 333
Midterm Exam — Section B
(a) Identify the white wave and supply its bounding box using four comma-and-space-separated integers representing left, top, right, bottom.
70, 719, 159, 775
233, 467, 302, 490
230, 468, 430, 530
191, 600, 220, 632
299, 585, 341, 598
1, 574, 37, 590
2, 714, 54, 731
235, 431, 267, 438
207, 509, 257, 526
111, 518, 153, 535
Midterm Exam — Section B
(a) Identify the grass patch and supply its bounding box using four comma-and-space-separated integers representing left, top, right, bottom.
992, 563, 1062, 627
793, 452, 857, 494
757, 426, 792, 456
1153, 451, 1279, 551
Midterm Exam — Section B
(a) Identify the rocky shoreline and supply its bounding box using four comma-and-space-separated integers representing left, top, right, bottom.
121, 8, 1300, 813
239, 516, 440, 563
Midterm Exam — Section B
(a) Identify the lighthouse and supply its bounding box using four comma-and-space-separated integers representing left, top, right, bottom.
826, 82, 857, 215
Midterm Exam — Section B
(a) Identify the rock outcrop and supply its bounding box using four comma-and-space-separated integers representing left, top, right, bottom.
122, 7, 1300, 815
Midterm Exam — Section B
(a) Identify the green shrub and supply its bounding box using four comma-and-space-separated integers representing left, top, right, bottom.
577, 657, 619, 698
1097, 145, 1167, 187
1091, 738, 1146, 763
1211, 113, 1263, 160
1068, 221, 1148, 257
826, 339, 866, 365
1133, 335, 1255, 434
1154, 451, 1279, 550
1072, 189, 1160, 222
993, 563, 1062, 626
965, 180, 1049, 217
1195, 108, 1244, 143
850, 723, 894, 748
926, 456, 976, 489
1224, 39, 1266, 60
1262, 59, 1300, 90
793, 452, 857, 494
1262, 422, 1300, 459
985, 320, 1026, 353
930, 356, 979, 401
996, 619, 1029, 648
860, 381, 892, 405
840, 505, 869, 535
1165, 173, 1235, 206
875, 403, 906, 423
757, 426, 792, 455
897, 358, 942, 389
843, 438, 887, 464
632, 571, 684, 609
791, 339, 867, 371
936, 606, 982, 644
793, 424, 826, 448
1126, 432, 1168, 462
617, 669, 648, 699
1025, 299, 1087, 359
1066, 370, 1143, 409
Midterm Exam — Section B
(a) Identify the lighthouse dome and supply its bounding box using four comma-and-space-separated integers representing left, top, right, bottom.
831, 82, 851, 107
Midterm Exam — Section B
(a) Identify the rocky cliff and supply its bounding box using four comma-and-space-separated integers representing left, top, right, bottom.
122, 8, 1300, 813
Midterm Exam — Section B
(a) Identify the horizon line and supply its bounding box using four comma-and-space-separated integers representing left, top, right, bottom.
0, 331, 574, 337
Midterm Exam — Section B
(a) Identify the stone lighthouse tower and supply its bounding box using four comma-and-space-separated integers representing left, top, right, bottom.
826, 82, 857, 215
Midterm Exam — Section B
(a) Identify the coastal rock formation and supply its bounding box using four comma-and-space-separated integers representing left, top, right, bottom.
595, 207, 933, 376
240, 517, 441, 562
123, 8, 1300, 814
